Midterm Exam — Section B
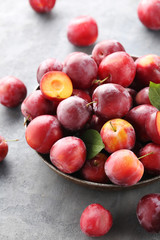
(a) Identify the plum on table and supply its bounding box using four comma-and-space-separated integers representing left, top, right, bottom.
137, 193, 160, 232
67, 16, 98, 47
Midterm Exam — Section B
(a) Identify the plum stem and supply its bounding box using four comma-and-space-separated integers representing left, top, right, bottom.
86, 101, 97, 107
110, 121, 116, 132
4, 139, 19, 142
24, 115, 31, 126
92, 75, 110, 86
93, 160, 99, 166
138, 152, 153, 160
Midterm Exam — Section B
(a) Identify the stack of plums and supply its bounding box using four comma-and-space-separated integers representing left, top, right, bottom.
21, 39, 160, 187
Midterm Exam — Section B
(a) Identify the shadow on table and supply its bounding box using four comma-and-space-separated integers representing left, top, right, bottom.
0, 159, 11, 178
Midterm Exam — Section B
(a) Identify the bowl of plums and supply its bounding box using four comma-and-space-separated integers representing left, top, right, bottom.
21, 39, 160, 190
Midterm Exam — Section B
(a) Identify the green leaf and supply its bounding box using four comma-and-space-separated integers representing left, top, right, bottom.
149, 82, 160, 110
80, 129, 105, 160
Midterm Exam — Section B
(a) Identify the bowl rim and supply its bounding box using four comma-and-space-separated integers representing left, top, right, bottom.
38, 152, 160, 190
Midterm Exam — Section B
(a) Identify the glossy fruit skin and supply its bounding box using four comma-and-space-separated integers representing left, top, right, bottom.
137, 193, 160, 232
72, 89, 91, 103
126, 88, 137, 100
0, 76, 27, 108
100, 119, 136, 153
80, 203, 113, 237
137, 0, 160, 30
0, 136, 8, 162
37, 58, 63, 84
98, 51, 136, 87
145, 111, 160, 145
139, 143, 160, 175
105, 149, 144, 186
25, 115, 63, 154
21, 90, 56, 121
63, 52, 98, 89
125, 104, 158, 142
29, 0, 56, 13
135, 54, 160, 87
92, 39, 125, 66
80, 153, 109, 183
126, 88, 137, 107
89, 114, 107, 132
135, 87, 151, 105
92, 83, 132, 120
67, 16, 98, 46
57, 96, 92, 131
50, 136, 86, 174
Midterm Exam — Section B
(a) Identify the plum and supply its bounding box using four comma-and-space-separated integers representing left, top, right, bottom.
0, 76, 27, 108
25, 115, 63, 154
67, 16, 98, 46
139, 142, 160, 175
29, 0, 56, 13
80, 203, 113, 237
63, 52, 98, 89
98, 51, 136, 87
125, 104, 158, 142
92, 83, 132, 120
50, 136, 86, 174
105, 149, 144, 186
100, 118, 136, 153
137, 0, 160, 30
37, 58, 63, 84
137, 193, 160, 232
92, 39, 125, 65
57, 96, 92, 131
79, 153, 109, 183
0, 136, 8, 162
21, 90, 56, 121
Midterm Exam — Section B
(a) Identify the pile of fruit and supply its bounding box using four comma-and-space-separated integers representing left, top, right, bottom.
12, 39, 158, 188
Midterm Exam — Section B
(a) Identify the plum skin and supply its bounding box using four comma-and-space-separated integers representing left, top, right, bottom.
137, 0, 160, 30
92, 83, 132, 120
100, 118, 136, 153
0, 136, 8, 162
37, 58, 63, 84
79, 153, 109, 183
137, 193, 160, 232
89, 114, 106, 132
138, 142, 160, 175
25, 115, 63, 154
57, 96, 92, 131
98, 51, 136, 88
29, 0, 56, 13
145, 111, 160, 145
67, 16, 98, 47
105, 149, 144, 186
125, 104, 158, 142
80, 203, 113, 237
135, 87, 151, 105
21, 90, 56, 121
50, 136, 86, 174
72, 89, 91, 103
92, 39, 125, 66
134, 54, 160, 87
63, 52, 98, 89
0, 76, 27, 108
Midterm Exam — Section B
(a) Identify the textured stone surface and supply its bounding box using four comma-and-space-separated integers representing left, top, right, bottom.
0, 0, 160, 239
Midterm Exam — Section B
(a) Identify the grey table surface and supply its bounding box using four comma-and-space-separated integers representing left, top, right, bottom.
0, 0, 160, 239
